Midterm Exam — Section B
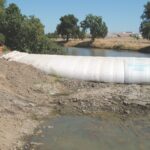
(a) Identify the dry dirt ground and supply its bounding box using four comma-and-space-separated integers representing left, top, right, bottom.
0, 59, 65, 150
0, 58, 150, 149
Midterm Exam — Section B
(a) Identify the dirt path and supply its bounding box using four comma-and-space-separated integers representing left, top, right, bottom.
0, 58, 150, 149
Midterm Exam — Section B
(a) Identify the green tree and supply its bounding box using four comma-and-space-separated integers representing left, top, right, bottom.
0, 0, 6, 31
0, 0, 5, 14
20, 16, 64, 54
81, 14, 108, 41
21, 16, 45, 53
140, 2, 150, 39
0, 2, 64, 54
0, 3, 24, 49
0, 3, 46, 52
56, 14, 79, 41
78, 30, 86, 40
46, 32, 59, 39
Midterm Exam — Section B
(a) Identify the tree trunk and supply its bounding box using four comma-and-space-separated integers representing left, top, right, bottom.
91, 36, 95, 42
66, 35, 69, 42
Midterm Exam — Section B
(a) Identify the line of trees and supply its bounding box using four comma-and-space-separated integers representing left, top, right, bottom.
53, 1, 150, 42
1, 0, 150, 53
55, 1, 150, 42
0, 0, 64, 54
0, 0, 109, 52
56, 14, 108, 41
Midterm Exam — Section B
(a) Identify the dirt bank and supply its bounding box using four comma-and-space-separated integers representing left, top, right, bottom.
0, 59, 65, 149
0, 58, 150, 149
59, 37, 150, 51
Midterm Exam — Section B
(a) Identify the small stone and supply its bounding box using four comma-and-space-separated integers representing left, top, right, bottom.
48, 125, 54, 129
125, 110, 130, 114
82, 109, 86, 113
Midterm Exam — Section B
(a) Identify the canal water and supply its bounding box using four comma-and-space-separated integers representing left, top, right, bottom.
29, 115, 150, 150
66, 47, 150, 57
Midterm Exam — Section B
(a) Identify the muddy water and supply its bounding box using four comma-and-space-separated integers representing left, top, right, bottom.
66, 47, 150, 57
28, 115, 150, 150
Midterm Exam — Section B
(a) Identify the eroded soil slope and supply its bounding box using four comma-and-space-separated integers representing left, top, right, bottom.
0, 59, 65, 149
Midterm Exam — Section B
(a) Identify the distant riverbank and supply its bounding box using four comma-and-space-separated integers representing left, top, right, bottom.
57, 37, 150, 52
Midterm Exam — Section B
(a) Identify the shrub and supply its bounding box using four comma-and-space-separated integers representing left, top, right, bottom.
113, 44, 124, 50
39, 39, 66, 55
0, 33, 5, 45
46, 32, 59, 39
3, 46, 9, 52
27, 35, 65, 55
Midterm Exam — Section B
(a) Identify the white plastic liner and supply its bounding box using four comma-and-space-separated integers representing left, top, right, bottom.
2, 51, 150, 84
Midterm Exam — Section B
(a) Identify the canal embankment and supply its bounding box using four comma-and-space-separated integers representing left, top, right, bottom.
0, 58, 150, 149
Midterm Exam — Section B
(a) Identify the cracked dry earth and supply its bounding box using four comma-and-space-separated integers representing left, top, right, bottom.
0, 58, 150, 149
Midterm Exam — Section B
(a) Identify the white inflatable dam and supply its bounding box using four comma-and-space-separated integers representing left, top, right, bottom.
2, 51, 150, 84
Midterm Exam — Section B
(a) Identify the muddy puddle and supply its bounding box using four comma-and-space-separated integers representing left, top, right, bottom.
25, 115, 150, 150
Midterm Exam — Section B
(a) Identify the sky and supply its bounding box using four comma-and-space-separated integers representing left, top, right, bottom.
6, 0, 149, 33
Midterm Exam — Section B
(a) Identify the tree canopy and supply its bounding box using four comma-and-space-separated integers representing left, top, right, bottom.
56, 14, 79, 41
0, 2, 64, 54
21, 16, 45, 53
0, 0, 5, 45
81, 14, 108, 41
140, 2, 150, 39
0, 1, 110, 52
1, 3, 24, 49
0, 0, 5, 14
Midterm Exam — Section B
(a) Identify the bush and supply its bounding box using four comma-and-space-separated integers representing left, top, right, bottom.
3, 46, 9, 52
46, 42, 65, 55
39, 39, 66, 55
46, 32, 59, 39
113, 44, 124, 50
0, 33, 5, 45
27, 35, 65, 55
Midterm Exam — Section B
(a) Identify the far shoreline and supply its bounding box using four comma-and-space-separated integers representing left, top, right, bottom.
56, 37, 150, 52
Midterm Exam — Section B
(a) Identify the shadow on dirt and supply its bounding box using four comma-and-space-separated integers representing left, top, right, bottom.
56, 40, 93, 48
75, 41, 93, 48
139, 46, 150, 53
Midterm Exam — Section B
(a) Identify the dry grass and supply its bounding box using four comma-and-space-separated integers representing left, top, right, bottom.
61, 37, 150, 51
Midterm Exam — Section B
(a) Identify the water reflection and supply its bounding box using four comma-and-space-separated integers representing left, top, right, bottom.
66, 47, 150, 57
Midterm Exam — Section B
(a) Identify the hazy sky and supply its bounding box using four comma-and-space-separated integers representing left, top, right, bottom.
7, 0, 149, 33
